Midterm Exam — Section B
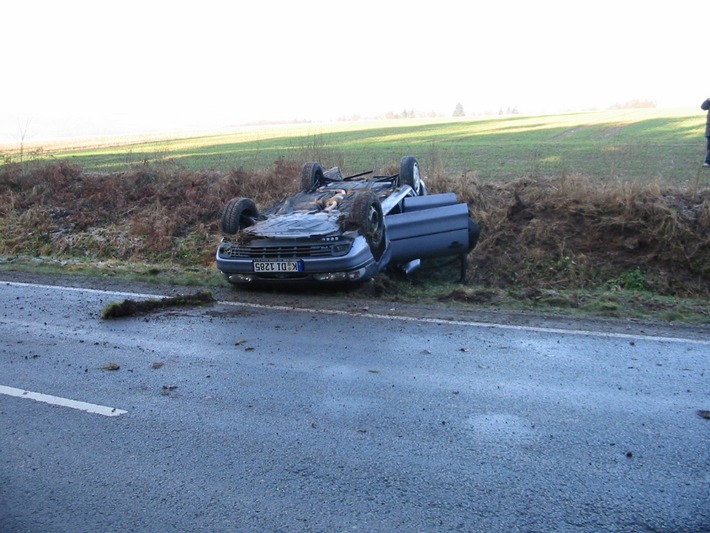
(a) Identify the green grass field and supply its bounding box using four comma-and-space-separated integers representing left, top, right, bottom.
8, 108, 708, 185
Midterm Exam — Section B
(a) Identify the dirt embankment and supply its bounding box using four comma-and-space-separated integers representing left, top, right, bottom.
450, 175, 710, 297
1, 160, 709, 298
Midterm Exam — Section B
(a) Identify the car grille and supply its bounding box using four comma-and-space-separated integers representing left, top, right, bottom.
220, 243, 346, 259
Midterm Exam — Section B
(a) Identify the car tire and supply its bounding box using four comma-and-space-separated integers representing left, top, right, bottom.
300, 162, 324, 191
398, 155, 423, 195
350, 191, 386, 260
220, 197, 258, 235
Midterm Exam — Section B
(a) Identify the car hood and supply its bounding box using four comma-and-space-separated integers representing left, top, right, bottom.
244, 212, 342, 239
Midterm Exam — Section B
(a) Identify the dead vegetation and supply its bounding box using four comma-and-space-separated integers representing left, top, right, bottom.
1, 159, 708, 300
428, 172, 710, 297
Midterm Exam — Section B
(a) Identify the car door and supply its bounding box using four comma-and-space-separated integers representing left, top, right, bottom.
384, 193, 471, 263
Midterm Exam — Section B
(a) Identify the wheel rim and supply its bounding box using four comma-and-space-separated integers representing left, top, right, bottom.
412, 162, 421, 193
368, 204, 383, 245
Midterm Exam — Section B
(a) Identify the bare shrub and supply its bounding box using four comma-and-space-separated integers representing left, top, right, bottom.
289, 133, 345, 171
224, 157, 299, 208
462, 175, 710, 296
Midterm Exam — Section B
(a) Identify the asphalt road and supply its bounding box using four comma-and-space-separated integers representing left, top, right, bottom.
1, 277, 709, 532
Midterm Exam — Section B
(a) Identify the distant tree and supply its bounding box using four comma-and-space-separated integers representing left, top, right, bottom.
452, 103, 465, 117
608, 100, 656, 110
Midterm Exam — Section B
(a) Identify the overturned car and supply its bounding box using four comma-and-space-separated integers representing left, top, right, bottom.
216, 156, 479, 285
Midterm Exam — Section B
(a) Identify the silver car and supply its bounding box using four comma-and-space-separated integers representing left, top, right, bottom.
216, 156, 479, 285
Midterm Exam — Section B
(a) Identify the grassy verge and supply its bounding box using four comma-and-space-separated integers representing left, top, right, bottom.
0, 255, 226, 287
1, 255, 708, 325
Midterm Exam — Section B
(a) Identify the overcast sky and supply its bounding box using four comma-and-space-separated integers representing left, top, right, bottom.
1, 0, 707, 144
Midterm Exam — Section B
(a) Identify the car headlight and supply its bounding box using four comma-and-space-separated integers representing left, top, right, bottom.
228, 274, 254, 283
313, 272, 348, 282
347, 268, 367, 281
331, 242, 352, 256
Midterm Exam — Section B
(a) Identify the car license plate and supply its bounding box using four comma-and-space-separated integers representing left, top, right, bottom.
252, 260, 303, 273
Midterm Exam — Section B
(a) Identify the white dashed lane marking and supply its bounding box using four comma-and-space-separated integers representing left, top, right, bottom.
0, 385, 127, 417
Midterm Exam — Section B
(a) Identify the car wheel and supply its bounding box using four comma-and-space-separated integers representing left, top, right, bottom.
300, 162, 324, 191
350, 191, 386, 260
220, 197, 258, 235
398, 155, 423, 195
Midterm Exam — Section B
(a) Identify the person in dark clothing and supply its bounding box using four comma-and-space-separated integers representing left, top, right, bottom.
702, 98, 710, 166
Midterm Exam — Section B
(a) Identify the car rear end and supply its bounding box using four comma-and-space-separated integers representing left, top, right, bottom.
216, 233, 381, 284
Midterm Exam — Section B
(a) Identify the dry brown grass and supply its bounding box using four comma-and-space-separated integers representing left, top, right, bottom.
426, 173, 710, 297
1, 159, 708, 298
